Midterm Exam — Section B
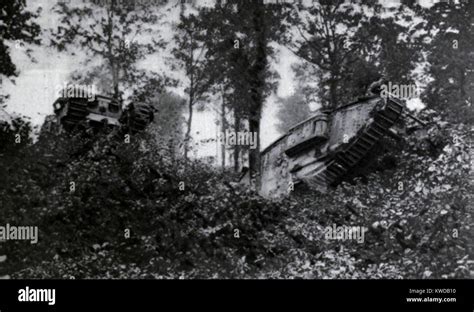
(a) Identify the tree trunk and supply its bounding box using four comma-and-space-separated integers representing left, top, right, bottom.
248, 113, 261, 187
221, 91, 226, 168
329, 78, 337, 109
184, 97, 193, 161
106, 6, 120, 102
247, 0, 266, 189
184, 38, 194, 161
233, 114, 240, 172
112, 66, 120, 101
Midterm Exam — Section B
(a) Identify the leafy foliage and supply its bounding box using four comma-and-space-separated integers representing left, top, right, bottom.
0, 0, 41, 78
280, 2, 422, 108
0, 109, 471, 279
50, 1, 165, 99
420, 2, 474, 124
275, 89, 311, 134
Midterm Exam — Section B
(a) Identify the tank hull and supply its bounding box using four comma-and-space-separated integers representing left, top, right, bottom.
260, 96, 404, 197
45, 95, 154, 135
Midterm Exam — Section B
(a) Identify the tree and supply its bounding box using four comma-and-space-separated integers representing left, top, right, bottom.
196, 0, 282, 181
281, 1, 422, 108
281, 1, 367, 108
171, 12, 220, 160
148, 91, 186, 158
420, 1, 474, 124
50, 1, 164, 101
0, 0, 41, 78
0, 0, 41, 105
356, 5, 423, 88
275, 89, 311, 134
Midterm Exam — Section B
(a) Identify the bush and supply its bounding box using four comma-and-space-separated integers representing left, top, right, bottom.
0, 111, 472, 279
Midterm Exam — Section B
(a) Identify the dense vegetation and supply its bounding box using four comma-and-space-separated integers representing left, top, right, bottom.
0, 109, 472, 279
0, 0, 472, 280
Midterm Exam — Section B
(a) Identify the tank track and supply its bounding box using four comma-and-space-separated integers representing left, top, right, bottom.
303, 98, 404, 187
55, 98, 89, 132
121, 102, 154, 134
49, 97, 154, 136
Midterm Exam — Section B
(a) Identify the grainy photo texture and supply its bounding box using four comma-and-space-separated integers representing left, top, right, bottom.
0, 0, 473, 279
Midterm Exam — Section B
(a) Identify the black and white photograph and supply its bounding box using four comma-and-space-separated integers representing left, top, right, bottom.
0, 0, 473, 302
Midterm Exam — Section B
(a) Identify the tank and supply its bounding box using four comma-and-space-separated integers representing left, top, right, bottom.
260, 95, 405, 197
44, 91, 154, 135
